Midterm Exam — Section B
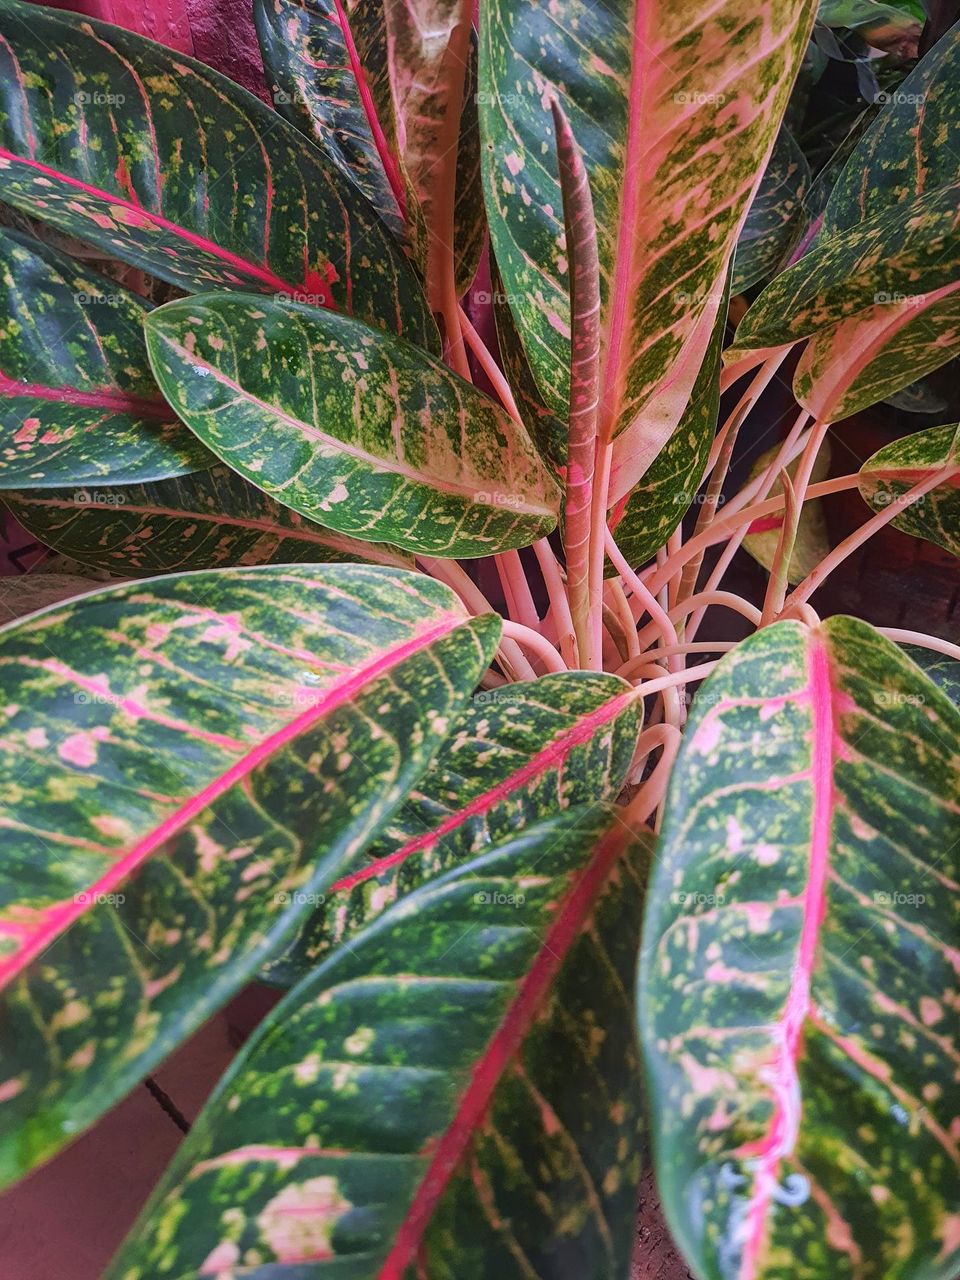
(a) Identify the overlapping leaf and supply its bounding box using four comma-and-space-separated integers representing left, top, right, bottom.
733, 127, 810, 294
480, 0, 815, 501
858, 422, 960, 557
729, 22, 960, 419
2, 465, 411, 576
144, 294, 560, 557
0, 564, 499, 1186
742, 439, 831, 583
641, 617, 960, 1280
607, 291, 726, 567
254, 0, 406, 238
266, 670, 643, 984
901, 644, 960, 706
0, 1, 438, 350
0, 230, 210, 487
107, 806, 650, 1279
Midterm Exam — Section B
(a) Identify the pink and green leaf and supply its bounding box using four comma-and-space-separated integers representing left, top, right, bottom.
733, 127, 811, 294
1, 465, 412, 576
0, 1, 438, 351
107, 806, 650, 1279
0, 563, 499, 1186
0, 229, 211, 487
265, 670, 643, 983
480, 0, 816, 496
858, 422, 960, 557
641, 617, 960, 1280
144, 293, 560, 558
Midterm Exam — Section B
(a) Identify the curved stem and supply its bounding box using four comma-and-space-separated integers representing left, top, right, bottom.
500, 619, 567, 673
534, 539, 578, 666
878, 628, 960, 662
458, 303, 523, 422
605, 527, 679, 654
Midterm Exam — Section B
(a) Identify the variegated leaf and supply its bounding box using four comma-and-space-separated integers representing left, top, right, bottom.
480, 0, 816, 501
1, 465, 412, 576
901, 645, 960, 707
265, 670, 643, 984
0, 229, 210, 487
0, 1, 438, 351
742, 439, 831, 584
144, 294, 560, 557
107, 806, 650, 1280
0, 564, 499, 1186
253, 0, 406, 239
641, 617, 960, 1280
858, 422, 960, 557
606, 288, 726, 567
733, 127, 810, 294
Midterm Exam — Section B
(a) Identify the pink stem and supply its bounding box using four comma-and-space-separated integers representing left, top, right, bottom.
499, 549, 539, 629
878, 629, 960, 661
605, 528, 678, 654
534, 539, 578, 667
500, 620, 567, 674
784, 464, 960, 611
458, 304, 522, 423
635, 589, 761, 650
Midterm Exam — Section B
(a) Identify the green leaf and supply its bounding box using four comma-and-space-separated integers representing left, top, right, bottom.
742, 438, 831, 583
819, 20, 959, 237
144, 294, 560, 558
0, 229, 211, 487
107, 806, 650, 1280
640, 617, 960, 1280
606, 288, 726, 566
479, 0, 816, 501
729, 183, 960, 351
0, 564, 499, 1186
901, 644, 960, 706
733, 127, 811, 294
858, 422, 960, 557
1, 465, 412, 576
254, 0, 406, 240
266, 670, 643, 984
0, 0, 438, 351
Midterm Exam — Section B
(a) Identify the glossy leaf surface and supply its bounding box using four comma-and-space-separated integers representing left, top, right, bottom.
145, 294, 559, 557
3, 466, 411, 576
108, 806, 650, 1279
0, 1, 438, 350
0, 564, 498, 1186
641, 617, 960, 1280
858, 423, 960, 557
266, 670, 643, 983
480, 0, 815, 498
0, 229, 210, 487
733, 127, 810, 294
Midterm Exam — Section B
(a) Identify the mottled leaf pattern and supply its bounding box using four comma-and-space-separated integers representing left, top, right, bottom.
1, 466, 411, 576
0, 564, 499, 1186
733, 128, 810, 294
0, 229, 210, 487
480, 0, 815, 496
0, 1, 438, 350
641, 617, 960, 1280
107, 806, 650, 1280
253, 0, 406, 239
858, 423, 960, 557
901, 645, 960, 707
266, 670, 643, 984
606, 291, 726, 567
145, 294, 560, 557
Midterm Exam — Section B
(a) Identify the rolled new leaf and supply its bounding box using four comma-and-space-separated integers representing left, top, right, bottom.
0, 564, 499, 1187
858, 422, 960, 557
107, 806, 650, 1279
266, 670, 643, 983
3, 465, 412, 576
641, 617, 960, 1280
144, 294, 560, 557
0, 229, 210, 487
480, 0, 815, 499
0, 1, 438, 351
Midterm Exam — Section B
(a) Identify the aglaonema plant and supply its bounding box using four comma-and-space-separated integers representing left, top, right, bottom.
0, 0, 957, 1276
